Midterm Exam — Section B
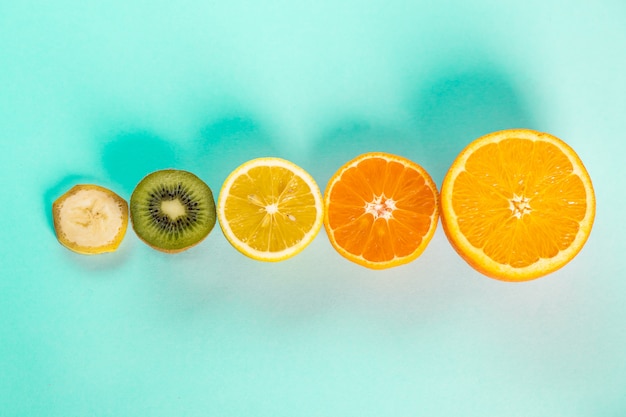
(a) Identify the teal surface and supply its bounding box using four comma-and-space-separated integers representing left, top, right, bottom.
1, 0, 625, 416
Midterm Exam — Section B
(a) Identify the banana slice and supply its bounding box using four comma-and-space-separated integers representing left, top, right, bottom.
53, 184, 129, 254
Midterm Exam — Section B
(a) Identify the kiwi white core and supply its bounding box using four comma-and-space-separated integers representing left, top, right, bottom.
161, 199, 186, 220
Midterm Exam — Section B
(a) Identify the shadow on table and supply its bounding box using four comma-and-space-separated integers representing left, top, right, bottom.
188, 114, 279, 188
101, 130, 178, 196
407, 66, 539, 185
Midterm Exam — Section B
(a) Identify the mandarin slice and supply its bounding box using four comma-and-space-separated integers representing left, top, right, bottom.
324, 152, 439, 269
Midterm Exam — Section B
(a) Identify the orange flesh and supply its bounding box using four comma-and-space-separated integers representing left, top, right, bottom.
452, 138, 587, 268
327, 157, 437, 263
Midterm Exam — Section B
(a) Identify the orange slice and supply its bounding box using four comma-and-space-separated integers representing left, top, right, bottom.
324, 152, 439, 269
440, 129, 595, 281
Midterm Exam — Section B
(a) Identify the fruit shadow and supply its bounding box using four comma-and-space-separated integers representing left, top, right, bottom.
101, 130, 178, 196
305, 120, 421, 194
187, 114, 279, 188
407, 65, 539, 186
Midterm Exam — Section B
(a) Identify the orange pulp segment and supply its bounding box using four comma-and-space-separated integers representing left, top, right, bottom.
324, 152, 439, 269
440, 129, 595, 281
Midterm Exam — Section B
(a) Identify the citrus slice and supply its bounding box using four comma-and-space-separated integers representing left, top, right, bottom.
440, 129, 595, 281
324, 152, 439, 269
52, 184, 129, 254
217, 157, 323, 261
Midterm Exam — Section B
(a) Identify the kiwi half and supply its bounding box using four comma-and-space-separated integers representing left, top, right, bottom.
130, 169, 216, 253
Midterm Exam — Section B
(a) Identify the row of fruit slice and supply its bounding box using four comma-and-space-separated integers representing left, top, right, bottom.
52, 129, 596, 281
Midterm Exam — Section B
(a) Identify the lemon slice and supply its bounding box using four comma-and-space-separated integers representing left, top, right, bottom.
52, 184, 129, 254
217, 157, 323, 261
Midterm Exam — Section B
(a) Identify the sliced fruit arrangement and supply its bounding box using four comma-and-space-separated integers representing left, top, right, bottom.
217, 157, 323, 262
130, 169, 216, 253
51, 129, 596, 276
324, 152, 439, 269
440, 129, 595, 281
53, 184, 129, 254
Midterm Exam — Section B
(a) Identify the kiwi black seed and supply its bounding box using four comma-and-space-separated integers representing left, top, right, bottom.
130, 169, 216, 253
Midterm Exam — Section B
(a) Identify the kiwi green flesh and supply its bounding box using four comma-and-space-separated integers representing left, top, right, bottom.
130, 170, 216, 252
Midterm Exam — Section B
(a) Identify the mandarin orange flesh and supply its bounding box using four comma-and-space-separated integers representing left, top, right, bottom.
326, 156, 437, 265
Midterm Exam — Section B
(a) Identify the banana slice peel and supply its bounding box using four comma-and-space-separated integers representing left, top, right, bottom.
53, 184, 129, 254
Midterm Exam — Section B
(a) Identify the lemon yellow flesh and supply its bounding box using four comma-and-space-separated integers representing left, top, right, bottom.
218, 159, 323, 261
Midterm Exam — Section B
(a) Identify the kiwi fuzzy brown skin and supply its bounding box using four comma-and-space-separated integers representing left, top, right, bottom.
130, 169, 216, 253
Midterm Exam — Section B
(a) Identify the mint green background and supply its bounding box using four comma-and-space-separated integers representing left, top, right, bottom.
1, 0, 625, 416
